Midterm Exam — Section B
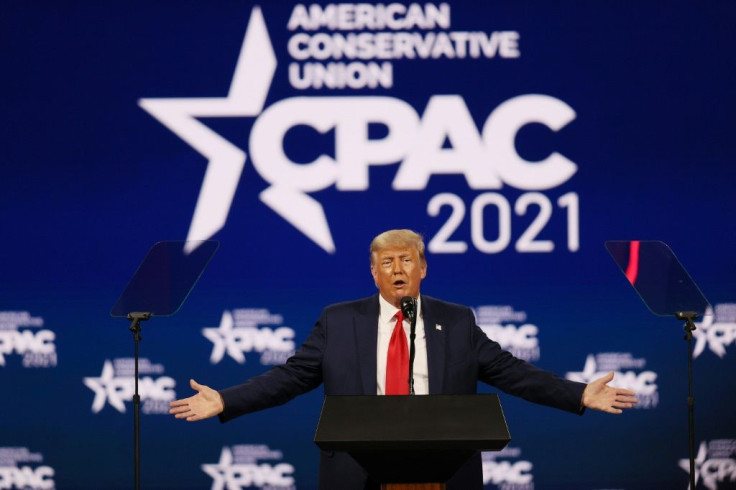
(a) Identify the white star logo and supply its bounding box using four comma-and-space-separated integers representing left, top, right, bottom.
202, 311, 246, 364
678, 442, 707, 489
565, 354, 598, 384
139, 7, 274, 255
83, 360, 127, 413
201, 447, 232, 490
139, 7, 336, 253
693, 306, 715, 358
693, 306, 736, 359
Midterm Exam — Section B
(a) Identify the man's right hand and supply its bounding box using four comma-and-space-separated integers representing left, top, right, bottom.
169, 379, 225, 422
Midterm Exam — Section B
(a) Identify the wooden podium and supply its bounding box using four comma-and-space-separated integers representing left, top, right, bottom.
314, 395, 511, 490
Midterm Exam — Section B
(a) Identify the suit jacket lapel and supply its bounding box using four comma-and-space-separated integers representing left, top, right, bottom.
422, 296, 446, 394
355, 295, 379, 395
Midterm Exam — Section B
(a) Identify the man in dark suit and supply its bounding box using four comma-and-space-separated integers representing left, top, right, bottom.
170, 229, 637, 489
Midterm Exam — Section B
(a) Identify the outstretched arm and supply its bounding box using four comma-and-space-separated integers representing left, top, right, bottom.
169, 379, 225, 422
582, 372, 638, 414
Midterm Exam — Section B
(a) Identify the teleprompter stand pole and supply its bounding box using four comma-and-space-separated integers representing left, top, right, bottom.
128, 312, 151, 490
676, 311, 697, 490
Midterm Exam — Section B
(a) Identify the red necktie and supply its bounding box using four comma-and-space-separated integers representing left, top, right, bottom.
385, 310, 409, 395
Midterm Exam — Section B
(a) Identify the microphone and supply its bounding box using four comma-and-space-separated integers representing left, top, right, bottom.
400, 296, 417, 395
400, 296, 416, 322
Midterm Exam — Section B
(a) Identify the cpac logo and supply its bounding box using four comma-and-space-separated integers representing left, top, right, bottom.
476, 305, 539, 361
482, 461, 533, 487
83, 360, 176, 414
482, 447, 533, 489
480, 324, 539, 362
202, 447, 295, 490
140, 7, 577, 254
566, 354, 658, 408
0, 329, 56, 367
679, 440, 736, 490
203, 310, 295, 365
0, 466, 55, 490
694, 305, 736, 359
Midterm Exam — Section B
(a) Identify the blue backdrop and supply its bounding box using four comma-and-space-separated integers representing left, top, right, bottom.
2, 1, 736, 489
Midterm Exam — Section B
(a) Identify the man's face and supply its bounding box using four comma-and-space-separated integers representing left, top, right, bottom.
370, 246, 427, 308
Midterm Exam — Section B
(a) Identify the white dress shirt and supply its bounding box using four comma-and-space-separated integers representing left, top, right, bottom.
376, 294, 429, 395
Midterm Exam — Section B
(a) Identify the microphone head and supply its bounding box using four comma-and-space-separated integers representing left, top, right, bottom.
400, 296, 416, 321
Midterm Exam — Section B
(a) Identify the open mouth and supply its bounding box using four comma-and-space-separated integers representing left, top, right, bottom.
393, 280, 406, 288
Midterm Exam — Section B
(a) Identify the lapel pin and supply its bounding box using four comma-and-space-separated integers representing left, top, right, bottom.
435, 324, 442, 331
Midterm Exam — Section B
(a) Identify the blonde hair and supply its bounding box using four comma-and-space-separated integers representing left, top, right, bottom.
369, 229, 426, 264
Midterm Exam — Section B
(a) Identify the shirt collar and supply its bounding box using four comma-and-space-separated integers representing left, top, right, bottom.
378, 294, 422, 323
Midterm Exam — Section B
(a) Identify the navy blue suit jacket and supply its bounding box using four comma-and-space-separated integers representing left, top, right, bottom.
219, 295, 585, 489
